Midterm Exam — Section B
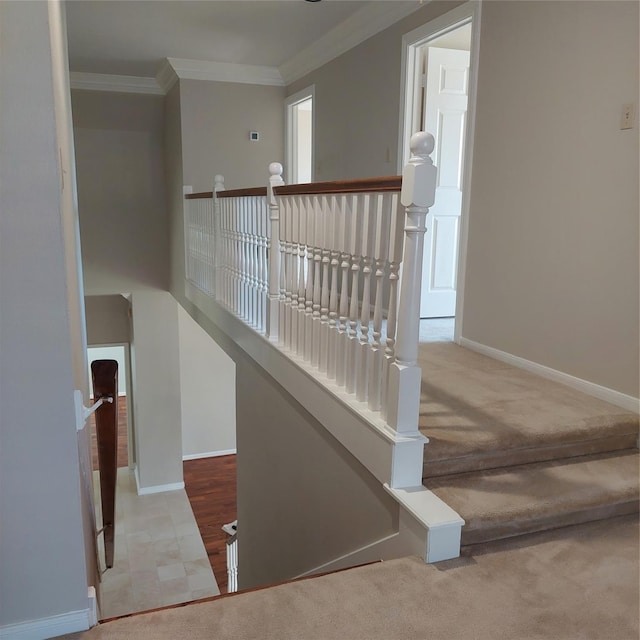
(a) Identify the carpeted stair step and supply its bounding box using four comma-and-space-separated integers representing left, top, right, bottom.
418, 343, 639, 477
424, 450, 639, 546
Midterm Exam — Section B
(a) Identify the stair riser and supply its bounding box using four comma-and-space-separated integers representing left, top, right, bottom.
423, 434, 638, 479
460, 500, 639, 547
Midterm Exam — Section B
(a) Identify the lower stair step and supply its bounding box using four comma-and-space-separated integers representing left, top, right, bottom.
425, 450, 639, 546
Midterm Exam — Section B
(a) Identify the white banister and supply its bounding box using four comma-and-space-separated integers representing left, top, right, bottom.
183, 134, 436, 439
386, 132, 437, 433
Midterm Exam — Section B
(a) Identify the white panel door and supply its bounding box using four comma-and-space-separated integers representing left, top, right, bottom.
420, 47, 470, 318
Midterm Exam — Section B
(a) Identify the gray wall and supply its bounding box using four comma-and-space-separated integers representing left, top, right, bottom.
288, 0, 639, 398
463, 0, 639, 397
130, 291, 183, 489
287, 1, 465, 181
180, 79, 285, 191
85, 295, 131, 345
235, 355, 398, 589
178, 306, 236, 458
0, 0, 89, 627
72, 90, 169, 295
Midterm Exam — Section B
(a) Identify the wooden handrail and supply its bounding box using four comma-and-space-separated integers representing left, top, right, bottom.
184, 177, 402, 200
218, 187, 267, 198
274, 175, 401, 196
185, 191, 213, 199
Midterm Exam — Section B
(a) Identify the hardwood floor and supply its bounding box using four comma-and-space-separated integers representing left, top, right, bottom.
90, 395, 128, 471
183, 456, 237, 594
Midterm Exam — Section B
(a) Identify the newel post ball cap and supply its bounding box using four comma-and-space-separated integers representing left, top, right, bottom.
269, 162, 283, 177
410, 131, 435, 157
402, 132, 437, 208
214, 174, 224, 183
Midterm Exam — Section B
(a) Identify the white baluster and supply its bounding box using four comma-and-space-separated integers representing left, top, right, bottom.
381, 194, 403, 418
238, 198, 245, 318
336, 195, 351, 388
235, 199, 242, 316
266, 162, 284, 342
251, 197, 259, 328
327, 195, 340, 380
213, 176, 224, 299
311, 197, 323, 368
297, 196, 307, 356
387, 132, 437, 433
284, 198, 294, 351
259, 199, 268, 333
278, 191, 287, 346
183, 186, 193, 285
290, 197, 300, 353
304, 195, 315, 362
346, 194, 362, 395
368, 193, 392, 411
319, 196, 331, 374
356, 194, 374, 403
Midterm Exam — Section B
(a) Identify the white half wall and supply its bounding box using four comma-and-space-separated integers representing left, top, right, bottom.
178, 304, 236, 458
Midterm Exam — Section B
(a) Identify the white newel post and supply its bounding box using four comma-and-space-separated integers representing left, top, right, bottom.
266, 162, 284, 341
213, 175, 225, 300
386, 132, 437, 434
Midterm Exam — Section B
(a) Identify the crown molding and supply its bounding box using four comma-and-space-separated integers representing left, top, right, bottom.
162, 57, 285, 88
156, 59, 179, 93
279, 0, 424, 85
70, 72, 164, 95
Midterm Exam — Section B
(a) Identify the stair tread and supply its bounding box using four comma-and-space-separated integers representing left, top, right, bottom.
417, 343, 639, 472
425, 451, 639, 544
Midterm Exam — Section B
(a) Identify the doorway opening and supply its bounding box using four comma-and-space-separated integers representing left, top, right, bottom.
399, 3, 481, 342
285, 86, 315, 184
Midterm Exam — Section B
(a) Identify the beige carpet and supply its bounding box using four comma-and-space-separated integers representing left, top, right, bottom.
418, 343, 638, 475
57, 515, 638, 640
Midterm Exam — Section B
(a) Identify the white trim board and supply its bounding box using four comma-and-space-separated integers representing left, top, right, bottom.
279, 1, 423, 85
183, 448, 237, 461
0, 608, 92, 640
397, 1, 482, 345
70, 72, 164, 95
134, 466, 185, 495
157, 58, 284, 93
458, 337, 640, 413
284, 85, 316, 184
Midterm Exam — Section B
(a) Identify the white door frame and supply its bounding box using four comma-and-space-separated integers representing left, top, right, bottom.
284, 85, 315, 185
398, 2, 482, 343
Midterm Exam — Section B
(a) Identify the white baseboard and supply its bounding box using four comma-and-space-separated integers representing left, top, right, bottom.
182, 448, 237, 461
293, 532, 400, 579
0, 608, 91, 640
87, 586, 98, 627
458, 337, 640, 413
134, 466, 185, 495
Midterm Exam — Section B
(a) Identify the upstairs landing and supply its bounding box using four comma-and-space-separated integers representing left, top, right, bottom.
418, 342, 638, 477
59, 515, 639, 640
417, 342, 639, 546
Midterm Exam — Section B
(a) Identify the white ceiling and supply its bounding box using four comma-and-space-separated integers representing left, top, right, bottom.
66, 1, 381, 78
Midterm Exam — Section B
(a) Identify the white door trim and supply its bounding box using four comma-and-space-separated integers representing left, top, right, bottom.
398, 1, 482, 342
284, 85, 316, 185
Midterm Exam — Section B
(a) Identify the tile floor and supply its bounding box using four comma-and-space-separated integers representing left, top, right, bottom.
94, 468, 220, 620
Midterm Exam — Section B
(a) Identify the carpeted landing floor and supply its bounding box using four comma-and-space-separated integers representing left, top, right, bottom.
417, 343, 639, 544
57, 515, 638, 640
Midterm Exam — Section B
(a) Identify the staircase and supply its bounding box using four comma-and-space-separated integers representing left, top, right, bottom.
418, 343, 639, 547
